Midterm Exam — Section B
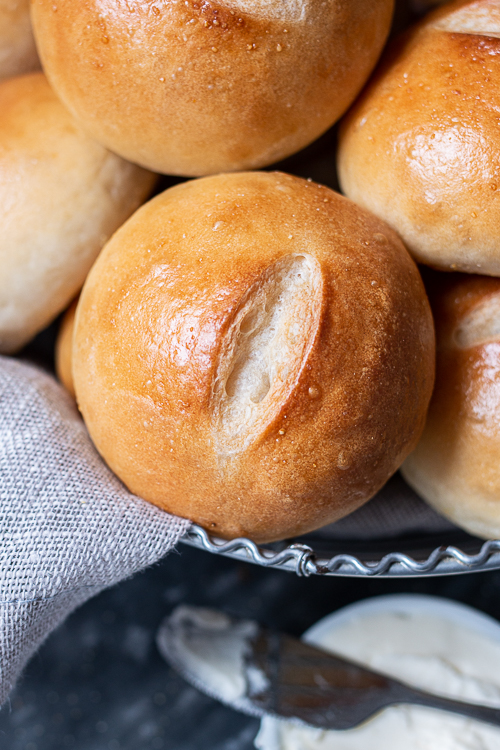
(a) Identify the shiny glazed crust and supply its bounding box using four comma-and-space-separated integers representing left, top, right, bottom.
0, 73, 156, 353
402, 273, 500, 539
31, 0, 393, 176
338, 0, 500, 275
73, 172, 435, 543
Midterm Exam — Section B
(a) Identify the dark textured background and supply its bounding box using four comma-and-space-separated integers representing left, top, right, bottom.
2, 543, 500, 750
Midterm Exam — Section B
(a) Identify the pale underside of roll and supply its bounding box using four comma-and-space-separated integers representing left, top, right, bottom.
0, 72, 156, 354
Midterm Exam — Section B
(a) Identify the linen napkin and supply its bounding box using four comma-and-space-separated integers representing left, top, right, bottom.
0, 355, 190, 706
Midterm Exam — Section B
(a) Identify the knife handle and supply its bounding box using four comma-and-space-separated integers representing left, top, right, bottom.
398, 686, 500, 728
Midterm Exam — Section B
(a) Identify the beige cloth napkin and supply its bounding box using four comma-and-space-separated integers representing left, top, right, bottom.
0, 356, 190, 706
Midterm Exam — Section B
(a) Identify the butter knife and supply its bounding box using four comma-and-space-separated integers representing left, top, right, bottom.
157, 605, 500, 731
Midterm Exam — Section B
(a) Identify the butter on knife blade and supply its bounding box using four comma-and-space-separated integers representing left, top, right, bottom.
156, 605, 500, 731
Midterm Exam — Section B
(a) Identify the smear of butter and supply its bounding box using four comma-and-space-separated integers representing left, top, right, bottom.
157, 605, 259, 706
255, 603, 500, 750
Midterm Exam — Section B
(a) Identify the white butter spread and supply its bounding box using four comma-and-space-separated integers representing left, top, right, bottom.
255, 596, 500, 750
157, 605, 258, 705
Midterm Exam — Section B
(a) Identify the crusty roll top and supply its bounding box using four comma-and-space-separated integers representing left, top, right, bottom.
74, 172, 435, 543
31, 0, 394, 175
338, 0, 500, 275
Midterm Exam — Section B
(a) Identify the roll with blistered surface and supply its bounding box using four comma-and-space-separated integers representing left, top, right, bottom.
74, 171, 435, 543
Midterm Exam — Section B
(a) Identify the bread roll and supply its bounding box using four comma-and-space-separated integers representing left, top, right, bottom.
338, 0, 500, 275
402, 273, 500, 539
56, 297, 77, 398
31, 0, 394, 176
0, 73, 156, 354
73, 171, 435, 544
0, 0, 40, 81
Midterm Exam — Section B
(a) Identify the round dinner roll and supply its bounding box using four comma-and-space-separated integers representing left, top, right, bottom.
73, 171, 435, 544
402, 273, 500, 540
0, 0, 40, 81
338, 0, 500, 276
0, 72, 156, 354
56, 297, 78, 399
31, 0, 394, 176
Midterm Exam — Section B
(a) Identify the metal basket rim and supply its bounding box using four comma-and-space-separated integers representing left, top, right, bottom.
180, 525, 500, 578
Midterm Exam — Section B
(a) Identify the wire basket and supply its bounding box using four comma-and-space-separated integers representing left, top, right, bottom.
181, 524, 500, 578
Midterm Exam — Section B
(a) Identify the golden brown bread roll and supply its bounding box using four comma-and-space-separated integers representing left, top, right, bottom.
56, 297, 78, 398
338, 0, 500, 276
0, 0, 40, 81
0, 72, 156, 354
402, 273, 500, 539
31, 0, 394, 176
73, 171, 435, 543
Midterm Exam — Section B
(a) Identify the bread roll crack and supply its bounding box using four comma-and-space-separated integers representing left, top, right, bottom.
213, 253, 322, 456
222, 0, 307, 22
433, 3, 500, 38
454, 295, 500, 349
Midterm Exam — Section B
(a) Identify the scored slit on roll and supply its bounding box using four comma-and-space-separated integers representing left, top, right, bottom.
432, 2, 500, 37
223, 0, 306, 21
213, 253, 323, 456
73, 171, 435, 542
454, 295, 500, 349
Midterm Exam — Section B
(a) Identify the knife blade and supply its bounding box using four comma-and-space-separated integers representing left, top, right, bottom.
245, 627, 500, 730
157, 605, 500, 731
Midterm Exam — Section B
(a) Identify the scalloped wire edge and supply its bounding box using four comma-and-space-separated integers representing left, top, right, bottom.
180, 525, 500, 577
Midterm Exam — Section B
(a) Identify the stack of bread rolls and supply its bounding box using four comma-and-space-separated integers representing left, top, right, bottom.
14, 0, 496, 545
